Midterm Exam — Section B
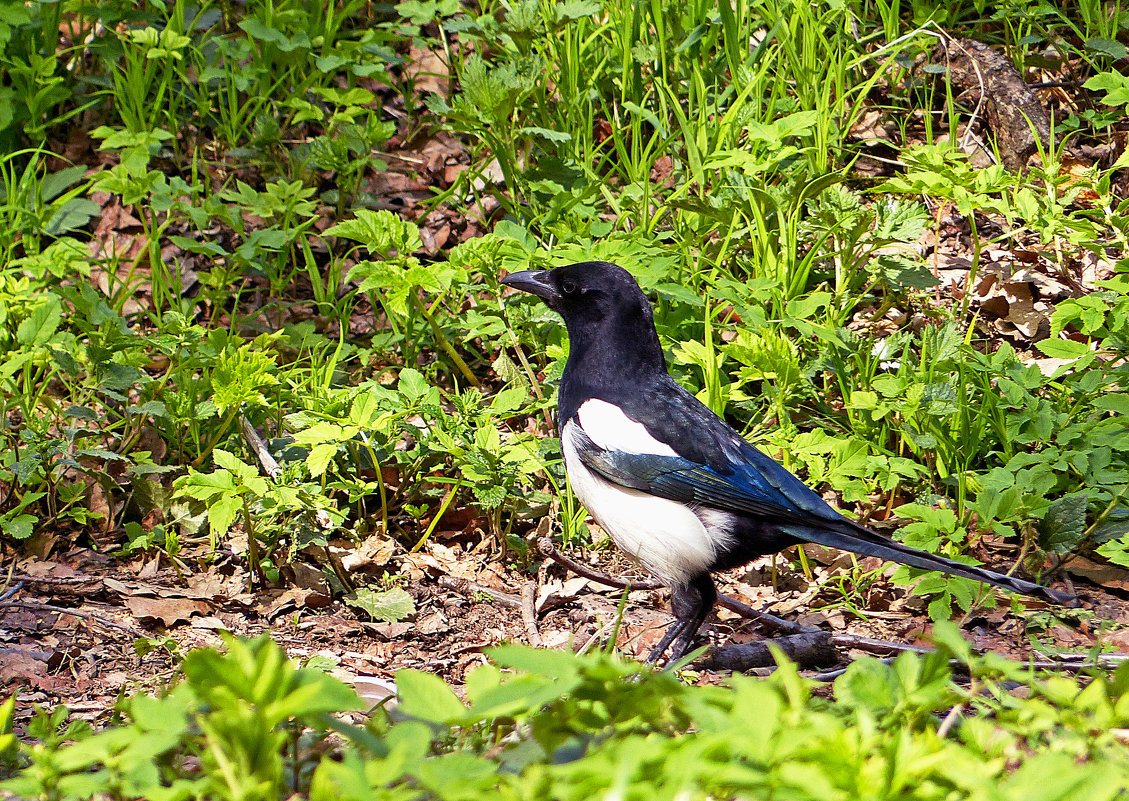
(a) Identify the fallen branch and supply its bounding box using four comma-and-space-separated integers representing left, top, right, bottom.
715, 592, 814, 635
9, 573, 104, 592
536, 537, 661, 590
533, 538, 1093, 673
830, 633, 934, 656
438, 576, 522, 609
537, 537, 825, 637
520, 581, 543, 647
0, 600, 142, 635
811, 652, 1129, 683
699, 632, 839, 671
241, 416, 282, 479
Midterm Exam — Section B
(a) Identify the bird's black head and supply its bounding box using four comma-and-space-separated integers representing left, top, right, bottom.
501, 262, 667, 410
500, 261, 646, 318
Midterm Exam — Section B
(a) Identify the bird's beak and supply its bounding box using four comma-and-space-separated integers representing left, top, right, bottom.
500, 270, 560, 306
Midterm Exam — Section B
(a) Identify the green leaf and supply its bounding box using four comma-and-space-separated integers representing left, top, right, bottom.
926, 592, 953, 622
1035, 338, 1092, 359
1083, 70, 1129, 108
833, 657, 898, 713
491, 353, 527, 386
1094, 394, 1129, 415
238, 18, 289, 45
1, 513, 36, 539
306, 443, 338, 477
345, 587, 415, 622
325, 209, 421, 254
1003, 750, 1124, 801
517, 126, 571, 143
785, 291, 831, 320
1097, 536, 1129, 568
491, 385, 527, 414
211, 346, 278, 413
17, 296, 62, 347
1085, 38, 1129, 62
207, 493, 240, 537
212, 449, 248, 474
45, 198, 99, 236
554, 0, 601, 20
486, 644, 583, 686
395, 669, 466, 724
398, 368, 429, 402
847, 390, 878, 410
348, 388, 388, 427
928, 620, 974, 664
1040, 493, 1089, 554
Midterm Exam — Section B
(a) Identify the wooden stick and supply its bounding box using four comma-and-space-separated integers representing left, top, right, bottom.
0, 600, 142, 635
715, 592, 814, 635
241, 416, 282, 479
438, 576, 522, 609
536, 537, 662, 590
520, 581, 543, 647
700, 632, 839, 671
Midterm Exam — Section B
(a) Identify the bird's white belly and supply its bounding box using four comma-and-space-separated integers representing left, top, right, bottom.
562, 420, 725, 585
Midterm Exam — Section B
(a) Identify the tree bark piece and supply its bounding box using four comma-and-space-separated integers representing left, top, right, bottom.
520, 580, 543, 647
699, 632, 839, 671
933, 38, 1055, 171
438, 576, 522, 609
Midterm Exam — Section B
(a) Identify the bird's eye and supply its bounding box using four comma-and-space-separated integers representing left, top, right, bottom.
560, 278, 579, 295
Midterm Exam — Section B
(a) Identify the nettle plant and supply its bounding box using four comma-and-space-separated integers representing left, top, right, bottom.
5, 628, 1129, 800
281, 367, 546, 553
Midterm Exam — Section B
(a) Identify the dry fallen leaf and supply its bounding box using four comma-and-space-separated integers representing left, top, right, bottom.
340, 536, 397, 573
125, 596, 211, 627
404, 45, 449, 97
0, 647, 63, 691
1064, 556, 1129, 592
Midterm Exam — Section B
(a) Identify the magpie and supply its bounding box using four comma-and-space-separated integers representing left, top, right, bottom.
502, 261, 1075, 663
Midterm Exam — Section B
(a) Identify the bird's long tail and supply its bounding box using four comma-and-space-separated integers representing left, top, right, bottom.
783, 521, 1076, 605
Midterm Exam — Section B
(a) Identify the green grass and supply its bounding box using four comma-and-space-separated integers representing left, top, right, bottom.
1, 0, 1129, 795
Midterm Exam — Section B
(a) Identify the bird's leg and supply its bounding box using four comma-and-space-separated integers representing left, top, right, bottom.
646, 619, 687, 665
646, 574, 717, 665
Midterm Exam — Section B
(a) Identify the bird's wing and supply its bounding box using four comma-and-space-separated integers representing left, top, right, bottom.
567, 406, 1077, 605
576, 378, 848, 521
570, 423, 836, 525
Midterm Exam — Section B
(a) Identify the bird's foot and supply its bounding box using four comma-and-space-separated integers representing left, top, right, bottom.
646, 620, 687, 665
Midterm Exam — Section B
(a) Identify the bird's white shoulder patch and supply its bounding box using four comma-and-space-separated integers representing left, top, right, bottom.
574, 398, 678, 457
562, 418, 732, 585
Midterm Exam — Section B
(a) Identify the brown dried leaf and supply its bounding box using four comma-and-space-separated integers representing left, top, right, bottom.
1064, 555, 1129, 591
340, 536, 397, 573
125, 596, 211, 627
0, 646, 62, 690
404, 45, 449, 97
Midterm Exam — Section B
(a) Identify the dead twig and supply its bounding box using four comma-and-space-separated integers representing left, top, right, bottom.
0, 600, 142, 635
9, 573, 104, 590
537, 537, 825, 638
937, 704, 964, 738
534, 538, 1094, 674
241, 416, 282, 479
520, 581, 543, 647
715, 592, 814, 635
830, 632, 934, 656
811, 650, 1129, 683
699, 632, 839, 671
0, 580, 25, 602
439, 576, 522, 609
536, 537, 662, 590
